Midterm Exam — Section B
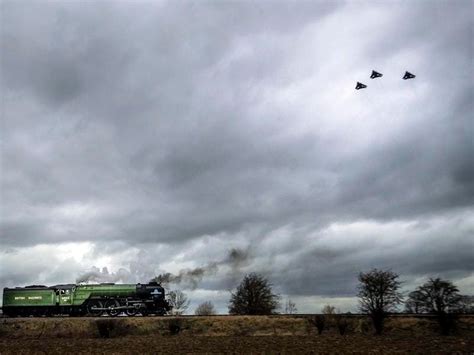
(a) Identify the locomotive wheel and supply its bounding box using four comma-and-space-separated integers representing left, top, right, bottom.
125, 307, 138, 316
86, 300, 104, 316
105, 299, 121, 317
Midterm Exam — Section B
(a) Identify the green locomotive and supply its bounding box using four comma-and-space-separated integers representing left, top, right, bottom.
2, 282, 171, 317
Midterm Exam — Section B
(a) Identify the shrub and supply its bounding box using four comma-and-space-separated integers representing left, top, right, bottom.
336, 316, 349, 335
95, 320, 114, 338
438, 313, 458, 335
168, 318, 183, 335
195, 301, 216, 316
95, 319, 132, 338
321, 304, 336, 329
309, 315, 326, 334
356, 318, 371, 333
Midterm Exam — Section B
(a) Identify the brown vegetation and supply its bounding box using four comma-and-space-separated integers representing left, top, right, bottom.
0, 315, 472, 353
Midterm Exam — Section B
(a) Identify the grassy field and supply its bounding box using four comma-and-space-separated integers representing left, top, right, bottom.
0, 315, 473, 353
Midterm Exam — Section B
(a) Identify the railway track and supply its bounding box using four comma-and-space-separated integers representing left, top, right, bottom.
2, 312, 470, 319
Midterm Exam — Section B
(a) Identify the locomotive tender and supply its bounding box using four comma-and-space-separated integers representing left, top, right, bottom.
2, 282, 171, 317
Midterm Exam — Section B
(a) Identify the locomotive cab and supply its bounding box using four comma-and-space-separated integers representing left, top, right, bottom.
136, 282, 165, 299
135, 282, 171, 316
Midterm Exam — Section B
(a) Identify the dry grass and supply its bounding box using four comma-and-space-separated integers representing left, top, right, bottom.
1, 334, 473, 354
0, 315, 473, 353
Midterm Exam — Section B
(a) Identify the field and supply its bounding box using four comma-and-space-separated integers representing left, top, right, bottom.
0, 315, 473, 354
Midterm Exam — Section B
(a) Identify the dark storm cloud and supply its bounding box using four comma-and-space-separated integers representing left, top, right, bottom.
0, 0, 345, 246
276, 216, 474, 297
1, 0, 473, 306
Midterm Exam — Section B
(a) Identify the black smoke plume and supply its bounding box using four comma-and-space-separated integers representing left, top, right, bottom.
151, 248, 250, 289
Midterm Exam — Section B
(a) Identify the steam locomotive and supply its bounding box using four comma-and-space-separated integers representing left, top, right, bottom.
2, 282, 171, 317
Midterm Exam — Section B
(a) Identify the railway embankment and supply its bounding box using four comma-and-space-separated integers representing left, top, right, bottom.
1, 315, 473, 339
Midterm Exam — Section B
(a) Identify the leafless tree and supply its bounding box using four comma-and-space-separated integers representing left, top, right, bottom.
321, 304, 337, 328
168, 290, 190, 315
457, 295, 474, 314
407, 278, 462, 334
321, 304, 336, 315
357, 268, 403, 335
407, 278, 461, 314
228, 273, 280, 315
404, 290, 424, 313
284, 299, 298, 314
194, 301, 216, 316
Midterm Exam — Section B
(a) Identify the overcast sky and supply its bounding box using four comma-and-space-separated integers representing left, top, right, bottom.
1, 0, 473, 313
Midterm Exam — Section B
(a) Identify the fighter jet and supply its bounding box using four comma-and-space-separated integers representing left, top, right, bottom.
403, 71, 416, 80
355, 82, 367, 90
370, 70, 383, 79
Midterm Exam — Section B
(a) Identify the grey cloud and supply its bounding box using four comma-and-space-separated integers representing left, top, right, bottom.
274, 217, 474, 297
1, 0, 473, 306
76, 266, 132, 284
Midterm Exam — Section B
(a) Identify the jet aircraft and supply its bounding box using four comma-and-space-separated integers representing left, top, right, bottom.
355, 82, 367, 90
370, 70, 383, 79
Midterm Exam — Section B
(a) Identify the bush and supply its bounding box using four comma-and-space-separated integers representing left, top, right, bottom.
356, 318, 371, 333
321, 304, 336, 329
438, 313, 458, 335
95, 319, 121, 338
94, 319, 134, 338
168, 318, 183, 335
336, 316, 349, 335
195, 301, 216, 316
309, 315, 326, 334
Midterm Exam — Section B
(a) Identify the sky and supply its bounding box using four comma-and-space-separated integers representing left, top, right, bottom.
0, 0, 473, 313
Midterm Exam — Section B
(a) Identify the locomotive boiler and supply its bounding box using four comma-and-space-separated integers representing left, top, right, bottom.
2, 282, 171, 317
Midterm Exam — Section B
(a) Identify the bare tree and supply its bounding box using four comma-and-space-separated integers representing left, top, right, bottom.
321, 304, 337, 329
321, 304, 336, 315
407, 278, 462, 334
404, 290, 424, 313
284, 298, 298, 314
357, 268, 403, 335
228, 273, 280, 315
194, 301, 216, 316
457, 295, 474, 314
407, 278, 461, 314
168, 290, 190, 315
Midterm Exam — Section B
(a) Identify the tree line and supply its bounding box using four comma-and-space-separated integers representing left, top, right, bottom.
158, 269, 473, 335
